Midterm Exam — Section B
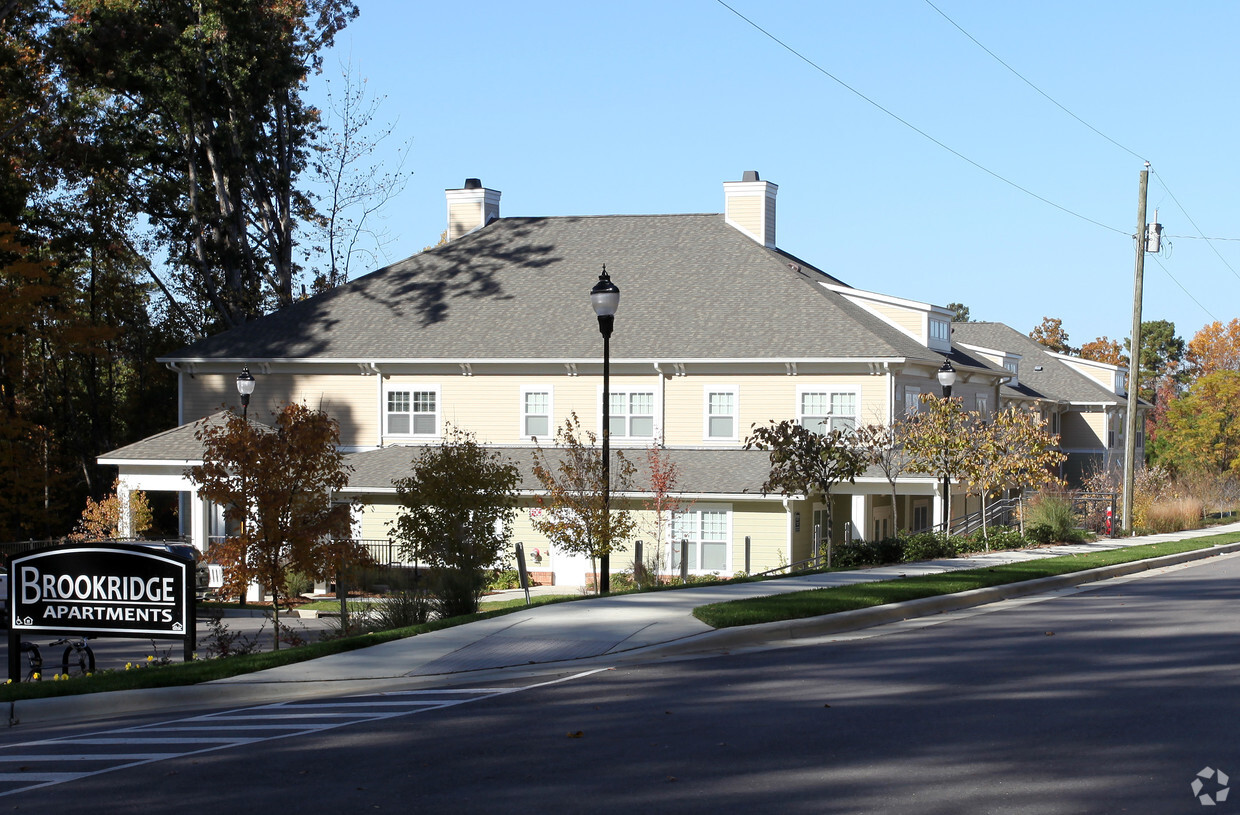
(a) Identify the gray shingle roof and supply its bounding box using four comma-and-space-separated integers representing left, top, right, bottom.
164, 214, 962, 366
343, 444, 780, 496
951, 322, 1127, 405
98, 412, 232, 462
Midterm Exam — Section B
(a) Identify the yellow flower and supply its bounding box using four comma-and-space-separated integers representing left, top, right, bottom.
125, 662, 132, 670
31, 672, 39, 680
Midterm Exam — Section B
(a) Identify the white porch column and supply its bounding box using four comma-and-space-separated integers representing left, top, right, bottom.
850, 495, 868, 542
116, 480, 133, 538
933, 483, 947, 530
189, 489, 209, 554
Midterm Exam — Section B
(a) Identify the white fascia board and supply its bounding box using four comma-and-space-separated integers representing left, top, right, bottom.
1049, 351, 1127, 376
97, 457, 202, 468
820, 282, 947, 315
161, 356, 916, 367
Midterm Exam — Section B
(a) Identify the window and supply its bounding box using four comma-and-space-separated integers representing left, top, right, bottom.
607, 388, 656, 440
521, 387, 552, 439
913, 503, 929, 531
799, 387, 858, 434
704, 388, 737, 440
386, 387, 438, 436
975, 394, 989, 419
904, 386, 922, 416
929, 318, 950, 342
669, 507, 730, 573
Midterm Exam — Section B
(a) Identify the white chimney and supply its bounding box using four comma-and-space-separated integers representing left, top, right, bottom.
723, 170, 777, 248
445, 178, 501, 241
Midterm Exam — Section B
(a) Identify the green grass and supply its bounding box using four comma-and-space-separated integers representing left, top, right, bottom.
691, 533, 1240, 629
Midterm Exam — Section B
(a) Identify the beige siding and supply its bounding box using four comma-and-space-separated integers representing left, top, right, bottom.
183, 372, 378, 449
1060, 410, 1106, 448
868, 302, 924, 339
663, 374, 889, 445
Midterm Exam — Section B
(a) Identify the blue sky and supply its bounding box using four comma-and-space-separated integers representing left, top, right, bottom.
306, 1, 1240, 350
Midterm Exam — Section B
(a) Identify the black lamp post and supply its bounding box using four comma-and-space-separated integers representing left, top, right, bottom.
591, 266, 620, 595
936, 358, 957, 533
236, 366, 256, 420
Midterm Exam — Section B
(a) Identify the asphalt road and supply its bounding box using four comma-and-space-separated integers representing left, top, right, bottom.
1, 553, 1238, 813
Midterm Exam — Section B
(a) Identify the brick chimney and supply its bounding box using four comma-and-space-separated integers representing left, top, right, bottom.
723, 170, 778, 248
445, 178, 501, 241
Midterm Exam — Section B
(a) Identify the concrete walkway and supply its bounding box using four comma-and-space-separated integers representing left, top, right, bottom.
10, 523, 1240, 727
212, 521, 1240, 683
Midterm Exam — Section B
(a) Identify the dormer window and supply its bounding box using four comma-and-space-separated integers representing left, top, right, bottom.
929, 319, 950, 343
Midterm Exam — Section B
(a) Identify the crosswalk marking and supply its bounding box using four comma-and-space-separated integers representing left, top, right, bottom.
0, 668, 608, 798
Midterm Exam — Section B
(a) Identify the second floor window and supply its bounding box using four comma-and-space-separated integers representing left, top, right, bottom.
800, 389, 857, 434
705, 389, 736, 440
386, 389, 437, 436
523, 389, 551, 439
609, 390, 655, 439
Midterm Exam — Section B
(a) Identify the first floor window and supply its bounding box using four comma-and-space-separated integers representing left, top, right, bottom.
975, 394, 989, 419
904, 386, 922, 416
387, 388, 438, 436
913, 503, 929, 531
669, 507, 730, 572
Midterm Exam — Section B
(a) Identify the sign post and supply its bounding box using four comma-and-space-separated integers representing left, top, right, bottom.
7, 544, 196, 682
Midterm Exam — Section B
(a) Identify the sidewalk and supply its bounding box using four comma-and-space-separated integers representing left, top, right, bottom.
11, 523, 1240, 727
213, 521, 1240, 683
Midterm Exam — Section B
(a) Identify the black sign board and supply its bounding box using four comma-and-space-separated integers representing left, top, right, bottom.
7, 543, 196, 682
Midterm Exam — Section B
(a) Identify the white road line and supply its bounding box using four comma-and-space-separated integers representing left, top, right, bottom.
0, 668, 610, 799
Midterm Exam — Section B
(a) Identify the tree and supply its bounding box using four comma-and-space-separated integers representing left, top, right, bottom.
190, 404, 357, 648
1079, 337, 1127, 367
1029, 317, 1074, 355
69, 479, 153, 541
744, 420, 866, 552
852, 420, 914, 533
1185, 318, 1240, 380
310, 59, 411, 291
389, 426, 520, 617
963, 407, 1064, 543
640, 445, 689, 583
1128, 319, 1184, 402
901, 394, 975, 530
530, 413, 636, 594
946, 302, 971, 323
1154, 370, 1240, 477
59, 0, 359, 331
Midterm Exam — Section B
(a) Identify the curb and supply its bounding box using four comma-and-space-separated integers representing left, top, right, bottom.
671, 541, 1240, 654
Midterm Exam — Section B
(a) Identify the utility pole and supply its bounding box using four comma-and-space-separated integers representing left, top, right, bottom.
1121, 164, 1149, 533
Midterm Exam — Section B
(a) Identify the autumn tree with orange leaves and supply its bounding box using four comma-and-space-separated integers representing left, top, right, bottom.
190, 404, 360, 648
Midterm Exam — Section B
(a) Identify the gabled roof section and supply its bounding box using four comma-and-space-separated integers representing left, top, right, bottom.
98, 412, 268, 463
164, 214, 951, 365
951, 322, 1128, 406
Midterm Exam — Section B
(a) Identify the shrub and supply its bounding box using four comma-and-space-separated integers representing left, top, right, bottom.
284, 569, 314, 597
372, 589, 433, 629
1025, 493, 1076, 542
1144, 497, 1204, 533
432, 567, 485, 618
900, 532, 957, 562
486, 568, 521, 591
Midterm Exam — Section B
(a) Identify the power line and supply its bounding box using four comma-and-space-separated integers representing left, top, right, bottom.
921, 0, 1149, 164
712, 0, 1129, 236
1148, 253, 1218, 323
922, 1, 1240, 297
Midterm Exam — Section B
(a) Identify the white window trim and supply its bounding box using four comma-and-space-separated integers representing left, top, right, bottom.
520, 385, 555, 441
703, 385, 739, 443
383, 384, 441, 439
797, 384, 861, 433
668, 504, 732, 575
597, 384, 661, 442
975, 393, 989, 419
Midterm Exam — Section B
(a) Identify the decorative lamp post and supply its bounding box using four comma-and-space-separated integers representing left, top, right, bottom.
591, 266, 620, 595
936, 358, 956, 533
236, 366, 256, 420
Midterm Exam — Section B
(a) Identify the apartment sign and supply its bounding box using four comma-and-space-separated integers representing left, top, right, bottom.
8, 544, 192, 637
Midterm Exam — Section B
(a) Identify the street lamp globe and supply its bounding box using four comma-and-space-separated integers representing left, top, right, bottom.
936, 359, 956, 397
236, 366, 256, 419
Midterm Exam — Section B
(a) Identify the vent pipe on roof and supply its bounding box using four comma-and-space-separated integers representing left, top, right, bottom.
723, 170, 778, 248
445, 178, 501, 241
